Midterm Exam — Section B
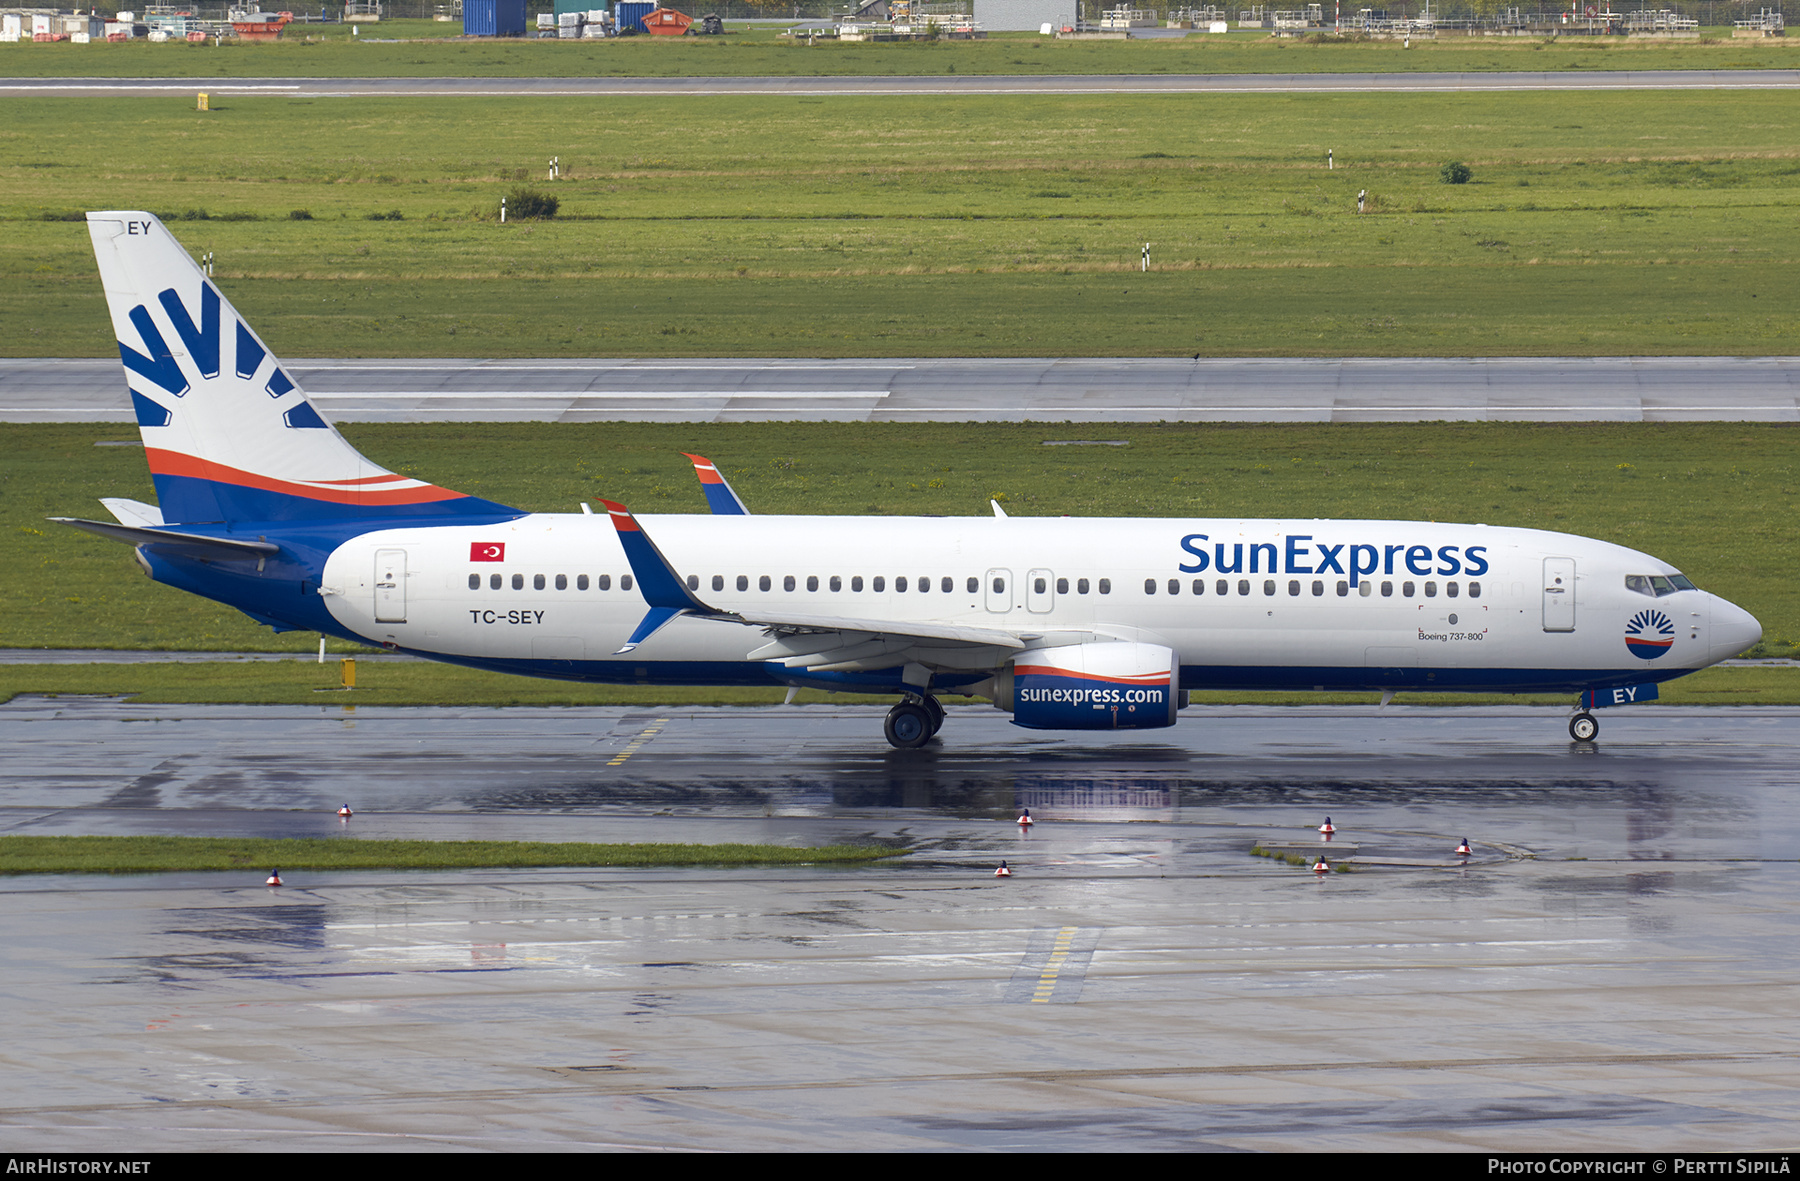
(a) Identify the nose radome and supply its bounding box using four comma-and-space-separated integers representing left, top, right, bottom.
1710, 595, 1762, 663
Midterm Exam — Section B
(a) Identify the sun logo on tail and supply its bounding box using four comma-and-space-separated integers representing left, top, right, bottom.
1624, 609, 1675, 659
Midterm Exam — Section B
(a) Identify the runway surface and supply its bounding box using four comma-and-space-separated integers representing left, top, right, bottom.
9, 356, 1800, 423
3, 697, 1798, 1150
7, 70, 1800, 97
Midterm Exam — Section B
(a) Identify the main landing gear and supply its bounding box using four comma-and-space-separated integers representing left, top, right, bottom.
884, 694, 944, 749
1569, 712, 1599, 742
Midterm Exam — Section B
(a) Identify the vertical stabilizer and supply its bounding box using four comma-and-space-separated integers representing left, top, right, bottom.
86, 211, 516, 524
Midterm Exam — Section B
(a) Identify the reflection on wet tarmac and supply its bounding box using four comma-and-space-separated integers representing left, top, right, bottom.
4, 698, 1799, 1149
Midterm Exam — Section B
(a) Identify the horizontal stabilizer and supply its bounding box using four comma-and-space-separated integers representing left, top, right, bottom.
100, 497, 164, 528
50, 516, 280, 557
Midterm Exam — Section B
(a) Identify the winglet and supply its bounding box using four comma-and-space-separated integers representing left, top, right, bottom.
615, 605, 688, 655
600, 498, 721, 653
682, 453, 752, 516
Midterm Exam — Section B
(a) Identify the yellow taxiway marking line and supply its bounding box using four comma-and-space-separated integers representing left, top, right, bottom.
1030, 926, 1081, 1003
607, 719, 668, 767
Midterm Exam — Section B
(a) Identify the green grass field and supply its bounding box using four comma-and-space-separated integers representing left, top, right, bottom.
6, 90, 1799, 357
0, 834, 905, 874
3, 23, 1796, 79
8, 420, 1796, 665
2, 659, 1791, 707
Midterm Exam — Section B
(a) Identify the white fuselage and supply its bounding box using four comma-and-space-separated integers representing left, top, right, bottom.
318, 513, 1758, 695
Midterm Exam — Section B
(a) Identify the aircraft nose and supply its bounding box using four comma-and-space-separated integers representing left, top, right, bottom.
1710, 595, 1762, 663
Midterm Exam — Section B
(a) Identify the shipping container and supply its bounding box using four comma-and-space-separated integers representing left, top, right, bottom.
616, 0, 653, 32
464, 0, 527, 35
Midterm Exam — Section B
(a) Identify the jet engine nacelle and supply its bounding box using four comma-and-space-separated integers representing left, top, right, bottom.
997, 641, 1179, 731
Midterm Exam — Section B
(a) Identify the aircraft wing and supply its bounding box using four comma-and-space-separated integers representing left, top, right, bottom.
598, 499, 1073, 665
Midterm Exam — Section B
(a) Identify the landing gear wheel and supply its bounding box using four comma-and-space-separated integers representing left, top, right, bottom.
885, 702, 933, 749
921, 694, 945, 737
1569, 712, 1599, 742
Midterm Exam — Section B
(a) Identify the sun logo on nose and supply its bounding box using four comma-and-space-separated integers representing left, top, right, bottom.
1625, 609, 1675, 659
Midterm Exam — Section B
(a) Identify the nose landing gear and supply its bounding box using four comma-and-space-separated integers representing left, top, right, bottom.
884, 694, 944, 749
1569, 712, 1599, 742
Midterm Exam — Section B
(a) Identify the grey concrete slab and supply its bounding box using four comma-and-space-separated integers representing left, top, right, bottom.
7, 357, 1800, 424
4, 70, 1799, 98
2, 700, 1799, 1149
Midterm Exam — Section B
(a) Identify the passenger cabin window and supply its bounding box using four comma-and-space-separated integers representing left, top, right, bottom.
784, 575, 796, 592
1237, 579, 1249, 595
1058, 578, 1070, 595
873, 576, 886, 592
1402, 581, 1415, 597
534, 574, 546, 591
1424, 581, 1438, 598
1447, 581, 1459, 598
468, 574, 479, 590
556, 574, 568, 591
621, 575, 633, 591
686, 575, 699, 592
969, 577, 980, 594
1167, 579, 1179, 595
1217, 579, 1228, 596
597, 574, 611, 591
737, 575, 749, 592
1288, 580, 1300, 597
853, 576, 865, 592
490, 573, 502, 590
1312, 580, 1323, 597
759, 576, 772, 592
1078, 579, 1090, 594
713, 575, 725, 592
1098, 579, 1111, 594
1336, 581, 1348, 597
1381, 581, 1393, 597
896, 576, 908, 592
830, 576, 842, 592
578, 574, 589, 591
1192, 579, 1205, 595
1469, 582, 1482, 599
1263, 580, 1276, 596
807, 575, 819, 592
942, 577, 953, 594
1144, 579, 1156, 595
512, 574, 524, 591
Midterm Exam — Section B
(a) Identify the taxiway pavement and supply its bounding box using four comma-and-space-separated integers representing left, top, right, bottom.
6, 70, 1799, 98
2, 698, 1797, 1150
8, 356, 1799, 423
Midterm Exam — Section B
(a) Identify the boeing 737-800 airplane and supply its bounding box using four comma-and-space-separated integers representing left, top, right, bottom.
55, 212, 1763, 748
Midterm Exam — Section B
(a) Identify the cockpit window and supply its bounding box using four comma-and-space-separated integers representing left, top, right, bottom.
1627, 573, 1695, 597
